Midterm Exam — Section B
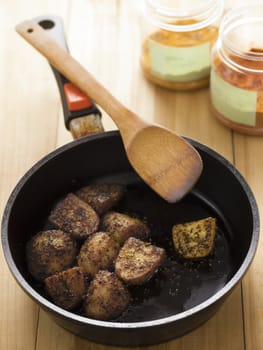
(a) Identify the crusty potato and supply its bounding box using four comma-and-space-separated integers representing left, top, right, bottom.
76, 183, 125, 214
48, 193, 99, 240
115, 237, 165, 285
101, 211, 150, 245
84, 270, 130, 320
172, 216, 217, 259
26, 229, 77, 281
77, 232, 120, 277
44, 266, 87, 310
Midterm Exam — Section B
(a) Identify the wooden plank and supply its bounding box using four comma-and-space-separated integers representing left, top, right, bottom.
233, 134, 263, 350
0, 1, 70, 350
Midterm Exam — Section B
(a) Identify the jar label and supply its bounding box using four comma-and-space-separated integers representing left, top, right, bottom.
148, 40, 211, 82
210, 69, 257, 126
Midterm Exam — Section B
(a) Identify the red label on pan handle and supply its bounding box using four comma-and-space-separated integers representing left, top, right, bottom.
64, 82, 93, 111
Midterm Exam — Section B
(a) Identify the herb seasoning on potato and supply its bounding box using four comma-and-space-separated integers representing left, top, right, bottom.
115, 237, 165, 285
77, 232, 120, 277
44, 266, 87, 310
172, 217, 217, 259
76, 183, 126, 214
84, 270, 130, 320
26, 229, 77, 281
101, 211, 150, 245
49, 193, 99, 240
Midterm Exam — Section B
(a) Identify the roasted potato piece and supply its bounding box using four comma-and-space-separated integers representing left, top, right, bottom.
84, 270, 130, 320
76, 183, 125, 214
44, 267, 86, 310
77, 232, 120, 277
49, 193, 99, 240
172, 216, 217, 259
101, 211, 150, 245
115, 237, 165, 285
26, 229, 77, 281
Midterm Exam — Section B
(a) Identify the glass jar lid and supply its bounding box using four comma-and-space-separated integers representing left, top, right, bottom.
219, 4, 263, 72
142, 0, 224, 32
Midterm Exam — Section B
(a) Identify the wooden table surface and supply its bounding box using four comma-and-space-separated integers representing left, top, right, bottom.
1, 1, 262, 349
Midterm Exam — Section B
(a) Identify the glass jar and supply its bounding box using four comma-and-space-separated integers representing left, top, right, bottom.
210, 5, 263, 135
140, 0, 224, 90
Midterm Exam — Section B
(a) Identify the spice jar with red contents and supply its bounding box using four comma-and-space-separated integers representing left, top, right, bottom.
210, 5, 263, 135
140, 0, 224, 91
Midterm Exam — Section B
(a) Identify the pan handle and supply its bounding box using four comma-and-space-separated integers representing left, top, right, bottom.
33, 15, 104, 138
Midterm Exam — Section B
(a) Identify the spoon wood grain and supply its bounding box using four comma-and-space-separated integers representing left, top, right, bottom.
16, 20, 203, 202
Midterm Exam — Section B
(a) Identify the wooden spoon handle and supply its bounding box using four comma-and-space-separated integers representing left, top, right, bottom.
15, 20, 146, 146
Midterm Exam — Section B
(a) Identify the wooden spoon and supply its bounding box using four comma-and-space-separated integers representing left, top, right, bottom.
16, 20, 203, 203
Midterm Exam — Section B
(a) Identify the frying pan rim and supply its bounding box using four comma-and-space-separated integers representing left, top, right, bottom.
1, 130, 260, 329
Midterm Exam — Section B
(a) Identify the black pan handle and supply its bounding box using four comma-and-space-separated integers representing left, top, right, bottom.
33, 15, 103, 133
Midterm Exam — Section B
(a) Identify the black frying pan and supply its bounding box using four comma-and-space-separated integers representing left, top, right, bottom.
1, 16, 260, 347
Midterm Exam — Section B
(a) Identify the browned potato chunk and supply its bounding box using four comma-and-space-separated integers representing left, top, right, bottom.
172, 217, 217, 259
49, 193, 99, 240
76, 183, 125, 214
84, 270, 130, 320
115, 237, 165, 285
44, 267, 86, 310
101, 211, 150, 245
77, 232, 120, 277
26, 229, 77, 281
